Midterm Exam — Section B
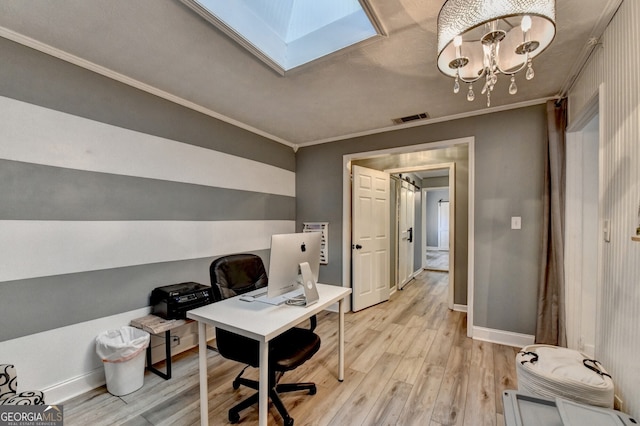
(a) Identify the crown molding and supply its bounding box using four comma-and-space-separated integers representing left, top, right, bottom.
297, 97, 556, 148
0, 25, 558, 151
0, 25, 295, 149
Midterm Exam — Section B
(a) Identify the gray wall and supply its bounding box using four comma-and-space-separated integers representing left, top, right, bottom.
423, 176, 449, 188
0, 38, 295, 342
315, 144, 469, 305
296, 105, 546, 335
0, 37, 546, 340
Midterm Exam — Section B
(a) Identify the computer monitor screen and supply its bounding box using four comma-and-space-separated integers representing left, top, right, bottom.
267, 232, 321, 298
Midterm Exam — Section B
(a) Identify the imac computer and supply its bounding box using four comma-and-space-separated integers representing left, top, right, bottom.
267, 232, 321, 302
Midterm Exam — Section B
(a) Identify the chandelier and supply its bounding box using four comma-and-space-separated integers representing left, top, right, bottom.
437, 0, 556, 107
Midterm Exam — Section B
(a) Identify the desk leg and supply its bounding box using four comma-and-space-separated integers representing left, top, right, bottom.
338, 298, 345, 382
197, 322, 209, 426
259, 340, 268, 426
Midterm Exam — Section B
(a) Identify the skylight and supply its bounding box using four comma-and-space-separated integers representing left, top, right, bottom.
180, 0, 384, 74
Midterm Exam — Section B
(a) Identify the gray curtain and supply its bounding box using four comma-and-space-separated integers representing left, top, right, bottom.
535, 98, 567, 346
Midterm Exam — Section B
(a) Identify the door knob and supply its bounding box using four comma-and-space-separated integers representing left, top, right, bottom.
352, 244, 363, 250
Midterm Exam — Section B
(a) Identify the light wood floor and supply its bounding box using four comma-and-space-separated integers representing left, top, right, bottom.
62, 270, 520, 425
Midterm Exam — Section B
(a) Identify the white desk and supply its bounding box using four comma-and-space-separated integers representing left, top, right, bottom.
187, 283, 351, 426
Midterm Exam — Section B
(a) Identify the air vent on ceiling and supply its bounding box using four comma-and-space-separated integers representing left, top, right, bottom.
392, 112, 429, 125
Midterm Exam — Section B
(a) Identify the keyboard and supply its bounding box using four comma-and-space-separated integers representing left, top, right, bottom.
238, 290, 266, 303
240, 288, 303, 305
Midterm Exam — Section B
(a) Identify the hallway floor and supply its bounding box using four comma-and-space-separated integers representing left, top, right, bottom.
426, 249, 449, 271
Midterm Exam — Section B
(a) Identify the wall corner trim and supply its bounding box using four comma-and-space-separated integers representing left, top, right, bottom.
453, 304, 467, 313
472, 326, 535, 348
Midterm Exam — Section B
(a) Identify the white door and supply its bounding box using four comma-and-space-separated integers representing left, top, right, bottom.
438, 201, 450, 250
352, 165, 390, 311
566, 112, 599, 358
398, 181, 415, 289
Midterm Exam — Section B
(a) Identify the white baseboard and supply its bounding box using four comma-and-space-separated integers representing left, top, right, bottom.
453, 304, 467, 313
1, 306, 153, 405
472, 326, 535, 348
47, 335, 214, 404
44, 367, 106, 404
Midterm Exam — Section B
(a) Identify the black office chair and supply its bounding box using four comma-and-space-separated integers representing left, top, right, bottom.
209, 254, 321, 426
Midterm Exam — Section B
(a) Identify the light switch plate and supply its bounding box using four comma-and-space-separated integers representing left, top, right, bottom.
511, 216, 522, 230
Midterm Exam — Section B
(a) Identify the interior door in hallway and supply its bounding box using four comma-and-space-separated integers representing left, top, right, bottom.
398, 180, 415, 289
352, 165, 390, 311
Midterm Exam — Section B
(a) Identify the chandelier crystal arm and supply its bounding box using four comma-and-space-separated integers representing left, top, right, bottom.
495, 53, 531, 76
455, 69, 485, 85
492, 51, 531, 76
453, 47, 529, 82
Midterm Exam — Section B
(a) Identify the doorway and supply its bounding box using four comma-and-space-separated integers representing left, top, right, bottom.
425, 188, 450, 271
342, 137, 474, 335
565, 92, 601, 358
418, 164, 455, 309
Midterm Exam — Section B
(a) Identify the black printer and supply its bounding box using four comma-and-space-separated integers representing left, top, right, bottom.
150, 282, 214, 320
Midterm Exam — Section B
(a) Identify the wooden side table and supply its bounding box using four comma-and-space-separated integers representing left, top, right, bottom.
130, 314, 193, 380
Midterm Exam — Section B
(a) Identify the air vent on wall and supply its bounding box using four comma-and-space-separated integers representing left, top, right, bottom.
392, 112, 429, 125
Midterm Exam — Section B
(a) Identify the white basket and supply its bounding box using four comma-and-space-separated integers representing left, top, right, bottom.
516, 345, 614, 408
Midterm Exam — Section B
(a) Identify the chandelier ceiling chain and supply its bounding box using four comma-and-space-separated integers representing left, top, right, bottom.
437, 0, 556, 107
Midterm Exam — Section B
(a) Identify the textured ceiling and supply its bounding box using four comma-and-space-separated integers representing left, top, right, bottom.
0, 0, 619, 147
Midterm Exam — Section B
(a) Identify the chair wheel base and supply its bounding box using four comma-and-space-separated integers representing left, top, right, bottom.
284, 417, 294, 426
309, 385, 317, 395
229, 411, 240, 424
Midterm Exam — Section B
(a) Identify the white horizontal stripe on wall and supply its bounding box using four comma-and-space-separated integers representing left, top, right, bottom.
0, 96, 294, 197
0, 220, 294, 282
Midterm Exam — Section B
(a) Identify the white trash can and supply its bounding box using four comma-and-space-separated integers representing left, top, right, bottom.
96, 326, 150, 396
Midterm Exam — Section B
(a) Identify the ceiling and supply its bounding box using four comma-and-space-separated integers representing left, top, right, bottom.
0, 1, 620, 148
